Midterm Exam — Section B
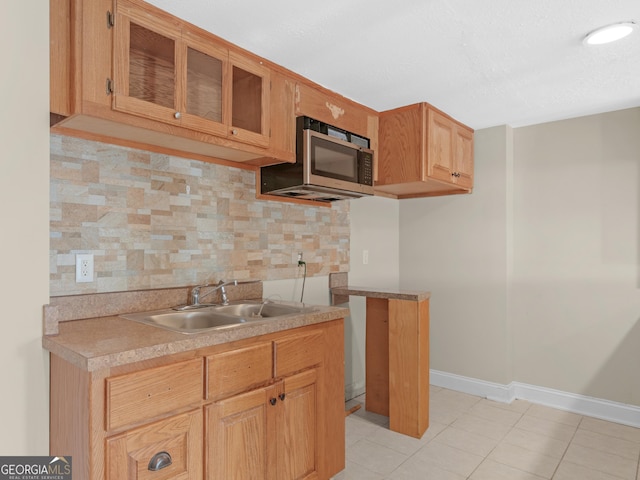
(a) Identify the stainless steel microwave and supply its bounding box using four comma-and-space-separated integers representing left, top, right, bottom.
260, 116, 374, 202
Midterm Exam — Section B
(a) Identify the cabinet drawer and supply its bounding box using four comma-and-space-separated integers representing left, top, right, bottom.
106, 358, 203, 431
106, 409, 203, 480
207, 342, 273, 401
274, 330, 323, 378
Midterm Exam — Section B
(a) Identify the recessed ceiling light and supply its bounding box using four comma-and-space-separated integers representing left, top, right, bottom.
584, 21, 637, 45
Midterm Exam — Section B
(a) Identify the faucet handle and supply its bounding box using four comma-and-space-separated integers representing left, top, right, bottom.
190, 285, 202, 305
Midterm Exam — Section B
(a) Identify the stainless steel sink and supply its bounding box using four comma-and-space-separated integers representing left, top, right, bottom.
120, 300, 315, 334
213, 302, 312, 318
121, 309, 248, 333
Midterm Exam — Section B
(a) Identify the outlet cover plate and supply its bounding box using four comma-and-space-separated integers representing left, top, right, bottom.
75, 253, 94, 283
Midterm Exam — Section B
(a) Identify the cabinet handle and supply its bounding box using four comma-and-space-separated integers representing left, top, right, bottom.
148, 451, 172, 471
231, 128, 238, 135
174, 112, 182, 119
269, 397, 277, 406
451, 172, 461, 178
279, 393, 286, 401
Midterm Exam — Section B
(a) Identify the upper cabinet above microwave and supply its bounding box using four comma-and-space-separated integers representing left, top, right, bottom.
50, 0, 295, 166
376, 102, 474, 199
295, 82, 379, 163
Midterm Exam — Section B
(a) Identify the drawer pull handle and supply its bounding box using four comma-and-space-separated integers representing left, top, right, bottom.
269, 397, 277, 406
279, 393, 286, 401
148, 451, 172, 471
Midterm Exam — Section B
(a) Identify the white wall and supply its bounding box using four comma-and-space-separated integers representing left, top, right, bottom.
400, 126, 513, 385
262, 193, 401, 402
263, 275, 334, 306
346, 195, 400, 398
512, 108, 640, 405
0, 1, 50, 454
398, 109, 640, 407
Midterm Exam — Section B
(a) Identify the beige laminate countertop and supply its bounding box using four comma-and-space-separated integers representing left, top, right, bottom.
42, 304, 349, 372
330, 285, 431, 302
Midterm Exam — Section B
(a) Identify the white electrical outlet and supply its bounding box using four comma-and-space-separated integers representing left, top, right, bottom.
75, 254, 94, 283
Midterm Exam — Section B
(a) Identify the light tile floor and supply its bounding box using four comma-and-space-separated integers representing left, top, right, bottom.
333, 386, 640, 480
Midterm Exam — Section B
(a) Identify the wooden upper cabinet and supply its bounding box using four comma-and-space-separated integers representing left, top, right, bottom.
267, 70, 297, 164
377, 102, 474, 198
112, 2, 185, 128
427, 108, 473, 190
295, 81, 379, 167
229, 51, 270, 148
295, 82, 376, 138
51, 1, 475, 199
113, 0, 269, 147
50, 0, 290, 166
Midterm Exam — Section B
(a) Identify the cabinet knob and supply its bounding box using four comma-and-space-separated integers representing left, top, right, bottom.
279, 393, 286, 401
174, 112, 182, 119
451, 172, 461, 178
148, 451, 172, 471
269, 397, 277, 406
231, 128, 238, 136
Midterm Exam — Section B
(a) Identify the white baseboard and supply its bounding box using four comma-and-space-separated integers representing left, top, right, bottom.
430, 369, 640, 428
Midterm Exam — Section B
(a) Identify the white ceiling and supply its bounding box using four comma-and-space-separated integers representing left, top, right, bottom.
146, 0, 640, 130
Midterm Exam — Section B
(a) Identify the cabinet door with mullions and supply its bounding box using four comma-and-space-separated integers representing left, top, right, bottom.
113, 0, 270, 145
113, 1, 183, 124
180, 30, 229, 138
229, 51, 270, 147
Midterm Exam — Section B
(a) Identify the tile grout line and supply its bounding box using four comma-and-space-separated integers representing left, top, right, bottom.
558, 416, 640, 480
464, 401, 534, 479
344, 391, 640, 480
547, 415, 582, 479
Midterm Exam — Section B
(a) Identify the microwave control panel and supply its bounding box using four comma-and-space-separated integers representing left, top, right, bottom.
360, 152, 374, 186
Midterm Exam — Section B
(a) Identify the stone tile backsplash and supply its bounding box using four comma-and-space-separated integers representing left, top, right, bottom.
50, 135, 350, 296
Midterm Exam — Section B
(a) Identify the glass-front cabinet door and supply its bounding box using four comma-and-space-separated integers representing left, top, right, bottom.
113, 0, 183, 125
229, 52, 270, 148
180, 30, 228, 138
112, 0, 270, 147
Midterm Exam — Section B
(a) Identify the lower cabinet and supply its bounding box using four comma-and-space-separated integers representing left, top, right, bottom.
49, 319, 345, 480
279, 370, 318, 479
207, 385, 274, 479
106, 409, 203, 480
207, 369, 318, 479
206, 328, 324, 479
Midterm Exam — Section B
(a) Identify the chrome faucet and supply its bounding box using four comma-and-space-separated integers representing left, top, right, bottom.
190, 280, 229, 306
189, 279, 261, 307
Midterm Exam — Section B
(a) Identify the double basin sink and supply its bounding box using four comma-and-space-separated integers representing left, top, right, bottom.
121, 300, 315, 334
